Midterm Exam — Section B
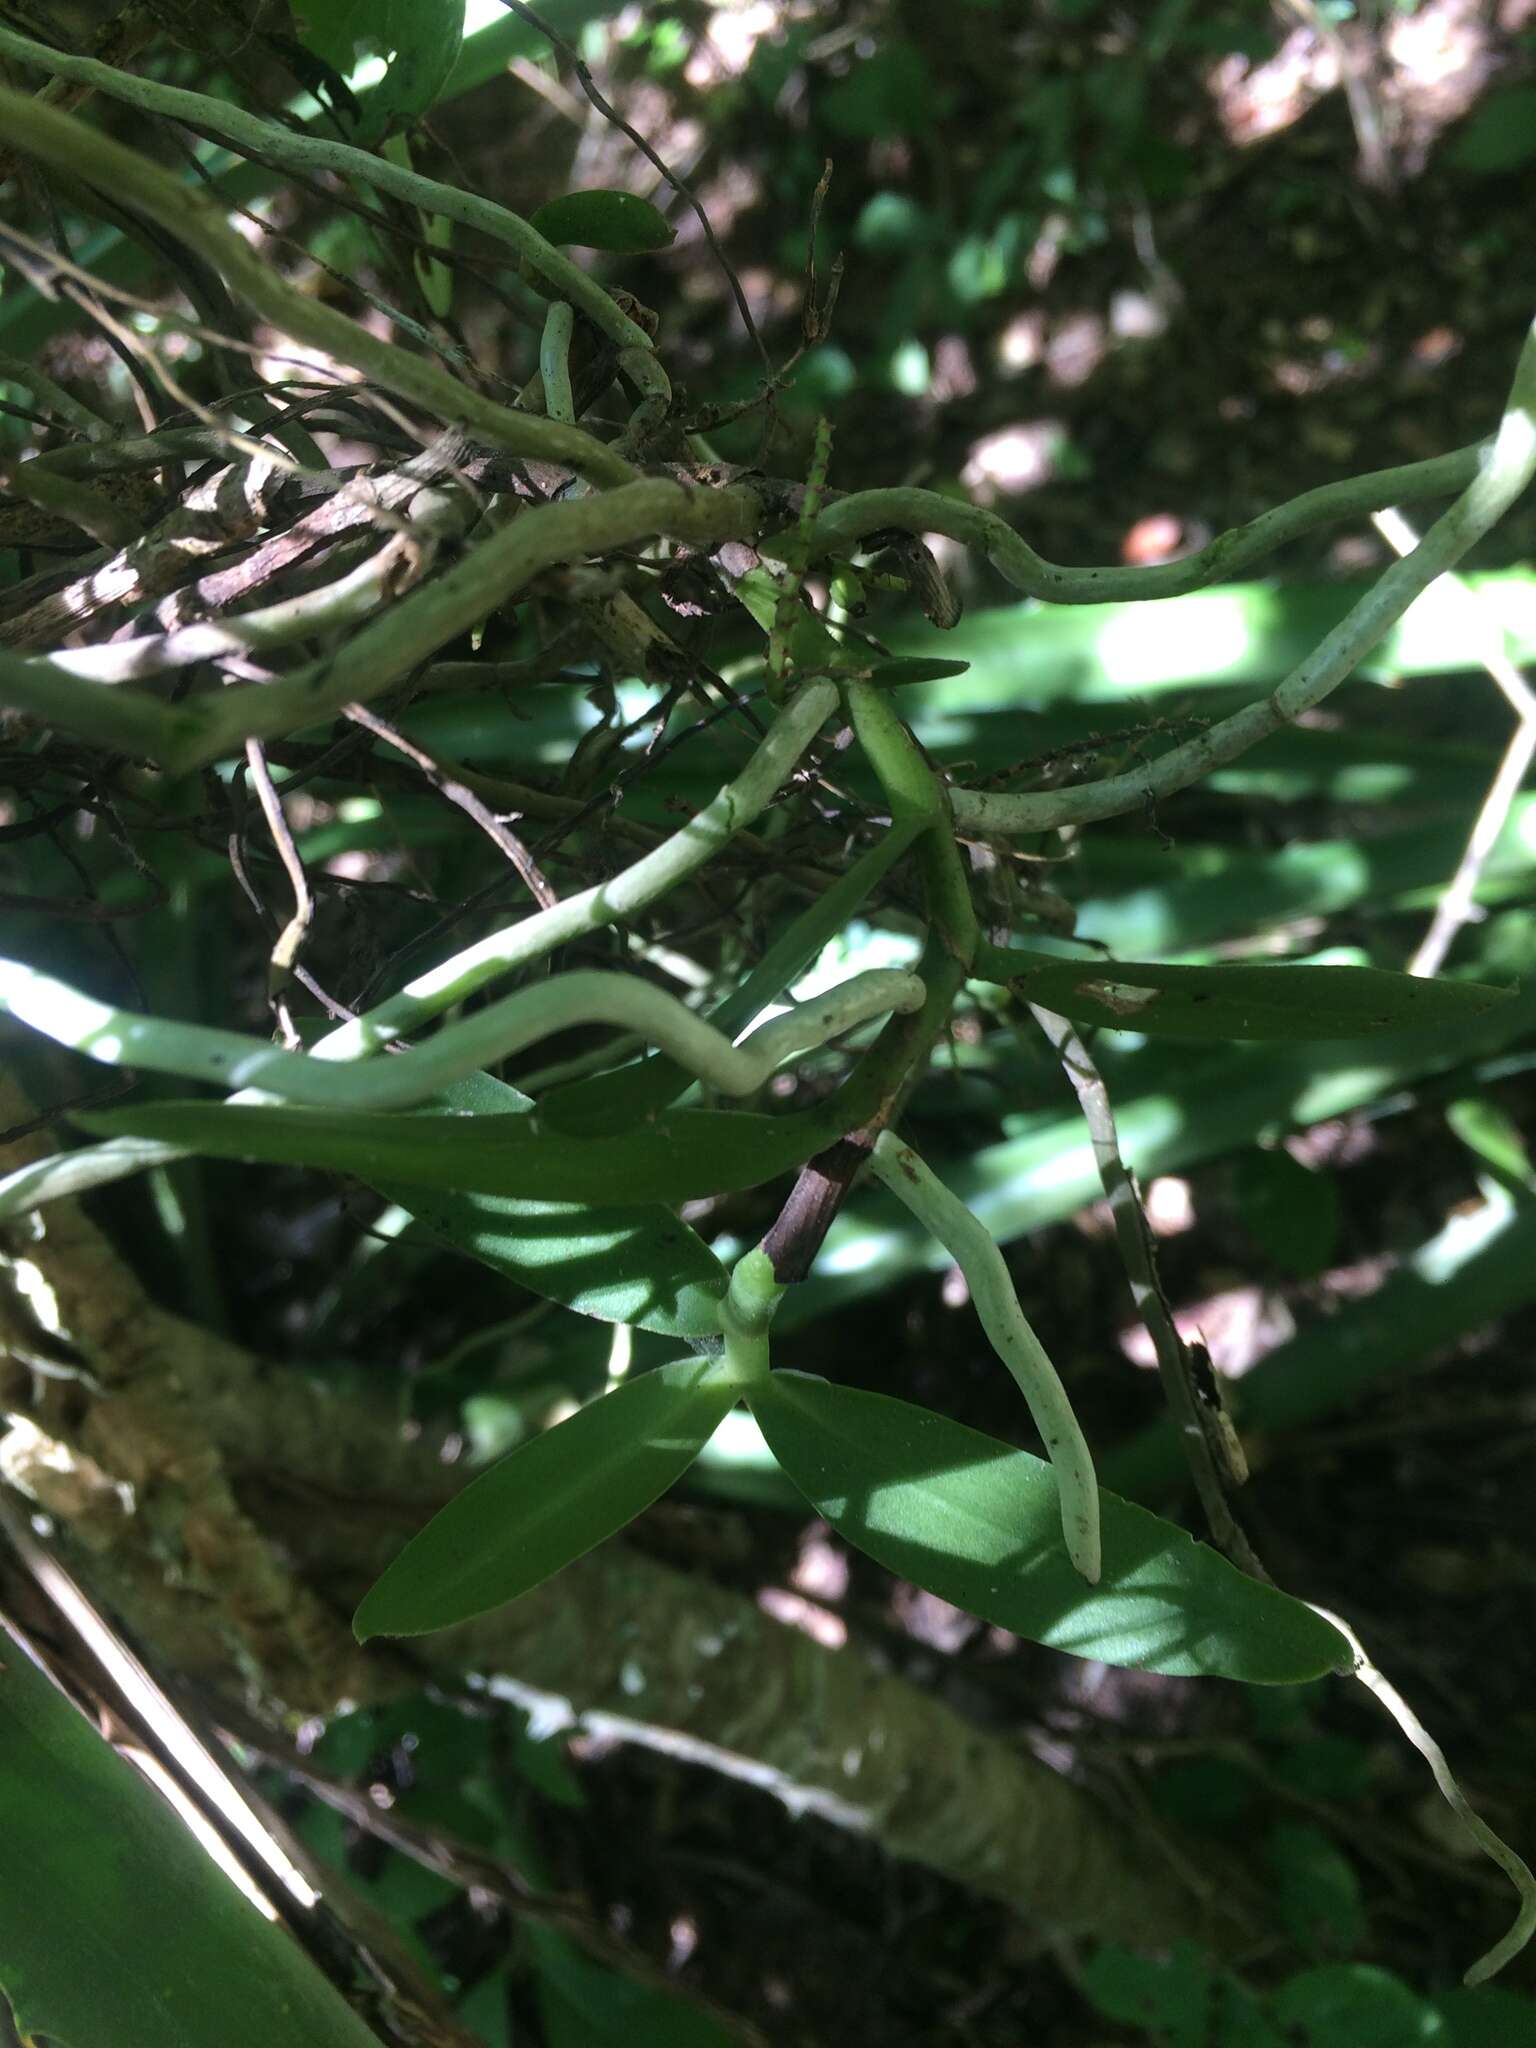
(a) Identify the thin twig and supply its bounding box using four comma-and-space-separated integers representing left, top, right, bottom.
1028, 1003, 1264, 1576
344, 700, 559, 910
497, 0, 772, 373
243, 738, 314, 1019
1370, 508, 1536, 979
1312, 1603, 1536, 1985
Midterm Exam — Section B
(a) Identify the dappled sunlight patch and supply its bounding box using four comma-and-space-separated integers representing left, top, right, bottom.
1044, 312, 1108, 391
687, 2, 781, 87
756, 1585, 846, 1649
1117, 1281, 1295, 1382
1096, 589, 1254, 690
960, 422, 1062, 500
1208, 27, 1337, 146
1144, 1176, 1196, 1238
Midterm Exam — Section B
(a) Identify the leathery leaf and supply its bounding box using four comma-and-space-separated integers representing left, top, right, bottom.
749, 1374, 1352, 1683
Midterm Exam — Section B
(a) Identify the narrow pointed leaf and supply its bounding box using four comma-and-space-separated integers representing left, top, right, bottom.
869, 656, 971, 686
529, 189, 675, 253
988, 952, 1513, 1041
376, 1072, 727, 1338
387, 1181, 726, 1336
81, 1086, 880, 1205
749, 1374, 1351, 1683
354, 1357, 740, 1639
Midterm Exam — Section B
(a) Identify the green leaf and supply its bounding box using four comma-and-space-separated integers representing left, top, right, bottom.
748, 1374, 1352, 1683
868, 657, 972, 685
530, 1924, 734, 2047
990, 951, 1514, 1040
528, 189, 676, 252
354, 1357, 740, 1638
294, 0, 464, 132
0, 1640, 383, 2048
1081, 1944, 1281, 2048
375, 1072, 726, 1338
388, 1180, 726, 1336
81, 1084, 878, 1206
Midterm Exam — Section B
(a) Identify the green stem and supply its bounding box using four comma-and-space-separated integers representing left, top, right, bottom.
717, 1247, 786, 1381
6, 480, 766, 769
0, 648, 205, 759
0, 349, 115, 438
0, 83, 639, 490
3, 458, 136, 547
545, 812, 928, 1132
949, 315, 1536, 836
615, 346, 672, 448
0, 685, 842, 1217
869, 1132, 1101, 1583
0, 961, 924, 1117
0, 25, 655, 355
767, 417, 832, 701
319, 679, 837, 1053
844, 679, 978, 968
787, 442, 1490, 606
755, 681, 979, 1281
540, 302, 576, 426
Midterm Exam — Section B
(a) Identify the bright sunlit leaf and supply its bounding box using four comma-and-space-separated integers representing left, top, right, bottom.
750, 1373, 1352, 1682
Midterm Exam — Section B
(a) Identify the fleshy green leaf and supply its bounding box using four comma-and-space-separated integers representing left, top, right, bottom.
748, 1374, 1352, 1682
1266, 1821, 1366, 1958
530, 1924, 735, 2047
81, 1085, 876, 1206
376, 1072, 726, 1338
869, 656, 971, 686
1080, 1944, 1276, 2046
989, 951, 1514, 1040
0, 1643, 383, 2048
529, 189, 676, 253
354, 1357, 740, 1638
388, 1181, 726, 1337
1432, 1984, 1536, 2047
